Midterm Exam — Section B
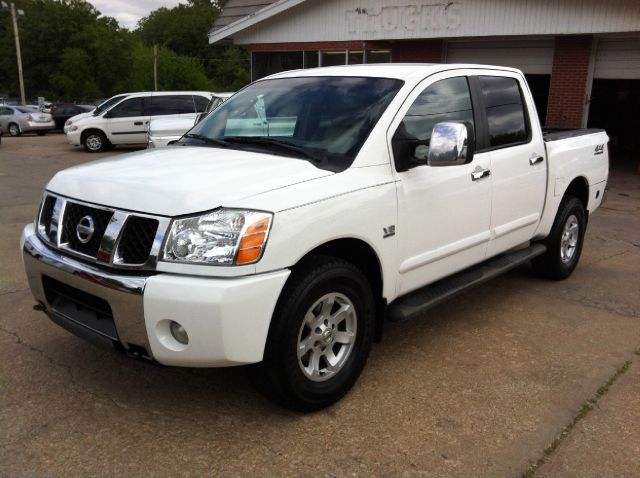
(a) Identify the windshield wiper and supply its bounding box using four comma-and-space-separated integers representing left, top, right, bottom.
223, 136, 322, 162
182, 133, 230, 148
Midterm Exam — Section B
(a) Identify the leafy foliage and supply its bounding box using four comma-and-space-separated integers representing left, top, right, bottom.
0, 0, 249, 102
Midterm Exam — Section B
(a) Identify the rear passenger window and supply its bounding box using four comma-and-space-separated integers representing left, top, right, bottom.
150, 95, 196, 116
193, 95, 210, 113
479, 76, 529, 148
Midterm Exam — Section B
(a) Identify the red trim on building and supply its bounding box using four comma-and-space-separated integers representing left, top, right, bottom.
546, 35, 593, 128
249, 41, 372, 51
389, 40, 444, 63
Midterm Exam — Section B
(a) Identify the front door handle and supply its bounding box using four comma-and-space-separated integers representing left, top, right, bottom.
471, 168, 491, 181
134, 121, 143, 126
529, 154, 544, 166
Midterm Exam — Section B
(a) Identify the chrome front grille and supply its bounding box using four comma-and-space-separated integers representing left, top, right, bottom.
37, 192, 170, 270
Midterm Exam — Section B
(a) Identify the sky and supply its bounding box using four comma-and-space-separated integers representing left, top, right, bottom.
88, 0, 184, 30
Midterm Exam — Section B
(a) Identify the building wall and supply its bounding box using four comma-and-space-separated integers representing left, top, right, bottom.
546, 36, 593, 128
229, 0, 640, 45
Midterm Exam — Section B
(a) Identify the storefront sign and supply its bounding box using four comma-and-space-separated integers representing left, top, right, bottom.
346, 2, 462, 35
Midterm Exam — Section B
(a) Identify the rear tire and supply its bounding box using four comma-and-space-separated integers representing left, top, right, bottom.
8, 123, 20, 137
532, 196, 586, 280
252, 256, 376, 411
83, 130, 108, 153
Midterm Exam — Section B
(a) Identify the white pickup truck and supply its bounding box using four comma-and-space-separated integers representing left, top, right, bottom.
22, 64, 608, 411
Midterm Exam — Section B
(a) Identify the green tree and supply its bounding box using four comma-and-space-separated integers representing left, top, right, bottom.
136, 0, 250, 91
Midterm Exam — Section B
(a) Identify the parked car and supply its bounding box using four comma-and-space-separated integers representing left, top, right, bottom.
22, 64, 609, 411
51, 103, 94, 130
148, 92, 233, 148
66, 91, 214, 152
0, 105, 55, 136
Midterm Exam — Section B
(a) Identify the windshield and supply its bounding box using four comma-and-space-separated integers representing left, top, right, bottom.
94, 94, 128, 115
184, 76, 404, 171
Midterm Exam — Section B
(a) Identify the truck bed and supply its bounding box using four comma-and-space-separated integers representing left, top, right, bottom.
542, 128, 605, 142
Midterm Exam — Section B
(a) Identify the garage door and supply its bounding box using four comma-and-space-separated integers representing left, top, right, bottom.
594, 37, 640, 79
446, 39, 554, 74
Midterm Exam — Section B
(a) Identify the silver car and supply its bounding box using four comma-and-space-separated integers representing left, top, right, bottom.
0, 105, 55, 136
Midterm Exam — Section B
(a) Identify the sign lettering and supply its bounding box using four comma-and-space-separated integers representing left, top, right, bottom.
346, 3, 462, 35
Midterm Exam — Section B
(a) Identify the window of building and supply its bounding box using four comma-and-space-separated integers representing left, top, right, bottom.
348, 50, 364, 64
252, 51, 303, 80
366, 50, 392, 63
303, 51, 319, 69
478, 76, 529, 148
321, 50, 347, 67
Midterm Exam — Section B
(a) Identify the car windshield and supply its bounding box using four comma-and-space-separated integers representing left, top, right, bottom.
94, 95, 127, 115
184, 76, 404, 171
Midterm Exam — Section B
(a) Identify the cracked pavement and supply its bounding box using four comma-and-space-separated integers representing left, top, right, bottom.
1, 135, 639, 477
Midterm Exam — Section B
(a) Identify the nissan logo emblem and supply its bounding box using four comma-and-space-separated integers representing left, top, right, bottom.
76, 215, 95, 244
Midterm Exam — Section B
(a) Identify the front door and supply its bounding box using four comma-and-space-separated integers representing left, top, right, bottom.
392, 74, 493, 295
106, 96, 150, 144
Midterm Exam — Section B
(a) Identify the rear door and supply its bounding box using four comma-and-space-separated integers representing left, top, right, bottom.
149, 94, 198, 121
105, 96, 150, 144
473, 74, 547, 257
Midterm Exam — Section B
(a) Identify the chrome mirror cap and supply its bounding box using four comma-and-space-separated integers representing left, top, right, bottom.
427, 122, 473, 167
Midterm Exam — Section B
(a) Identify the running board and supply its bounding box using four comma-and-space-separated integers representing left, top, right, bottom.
387, 244, 547, 322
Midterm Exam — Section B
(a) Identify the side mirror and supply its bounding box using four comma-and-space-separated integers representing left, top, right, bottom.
427, 122, 474, 167
195, 112, 206, 124
102, 111, 112, 119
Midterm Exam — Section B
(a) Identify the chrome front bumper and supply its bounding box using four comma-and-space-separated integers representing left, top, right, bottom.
22, 224, 152, 355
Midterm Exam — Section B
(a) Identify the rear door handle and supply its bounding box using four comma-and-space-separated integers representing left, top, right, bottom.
471, 168, 491, 181
134, 121, 143, 126
529, 155, 544, 165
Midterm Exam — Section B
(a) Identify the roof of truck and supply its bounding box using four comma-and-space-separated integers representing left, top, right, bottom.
266, 63, 522, 82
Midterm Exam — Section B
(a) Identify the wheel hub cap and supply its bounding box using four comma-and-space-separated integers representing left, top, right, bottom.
297, 292, 357, 382
560, 214, 579, 263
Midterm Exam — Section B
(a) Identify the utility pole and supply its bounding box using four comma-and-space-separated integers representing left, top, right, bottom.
153, 44, 158, 91
1, 1, 25, 104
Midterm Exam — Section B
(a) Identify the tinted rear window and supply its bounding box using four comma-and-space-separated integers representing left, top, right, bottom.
479, 76, 529, 148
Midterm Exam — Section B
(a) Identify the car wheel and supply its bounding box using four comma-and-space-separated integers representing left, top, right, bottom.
83, 131, 108, 153
252, 256, 376, 411
532, 196, 586, 280
36, 131, 47, 136
8, 123, 21, 137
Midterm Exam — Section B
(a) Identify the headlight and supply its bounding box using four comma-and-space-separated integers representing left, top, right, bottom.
67, 125, 78, 132
162, 209, 272, 265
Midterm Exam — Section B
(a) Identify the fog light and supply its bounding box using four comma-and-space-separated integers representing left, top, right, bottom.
169, 321, 188, 344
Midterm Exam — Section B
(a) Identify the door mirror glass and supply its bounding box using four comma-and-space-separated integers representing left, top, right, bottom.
427, 122, 474, 167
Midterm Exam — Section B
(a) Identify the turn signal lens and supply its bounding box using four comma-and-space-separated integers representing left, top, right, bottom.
235, 217, 271, 265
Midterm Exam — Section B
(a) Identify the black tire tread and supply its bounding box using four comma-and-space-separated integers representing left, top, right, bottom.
532, 195, 586, 280
252, 255, 375, 411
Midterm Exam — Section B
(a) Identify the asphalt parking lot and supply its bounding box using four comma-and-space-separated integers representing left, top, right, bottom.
1, 134, 639, 477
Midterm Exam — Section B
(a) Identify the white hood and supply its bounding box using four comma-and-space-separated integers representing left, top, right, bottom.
47, 146, 333, 216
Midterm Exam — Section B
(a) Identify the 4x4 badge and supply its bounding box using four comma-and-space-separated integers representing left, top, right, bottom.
383, 225, 395, 238
594, 144, 604, 155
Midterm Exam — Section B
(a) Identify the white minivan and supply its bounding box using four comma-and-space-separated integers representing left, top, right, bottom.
65, 91, 212, 152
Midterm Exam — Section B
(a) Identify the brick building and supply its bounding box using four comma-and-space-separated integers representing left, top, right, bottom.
209, 0, 640, 167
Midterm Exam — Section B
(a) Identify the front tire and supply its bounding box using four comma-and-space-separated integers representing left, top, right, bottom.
8, 123, 20, 137
83, 130, 108, 153
532, 196, 586, 280
252, 256, 376, 411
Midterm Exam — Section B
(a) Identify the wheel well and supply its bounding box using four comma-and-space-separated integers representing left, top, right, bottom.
292, 239, 385, 340
81, 128, 106, 143
565, 177, 589, 211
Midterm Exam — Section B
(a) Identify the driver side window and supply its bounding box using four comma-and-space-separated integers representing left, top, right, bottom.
393, 76, 474, 168
109, 97, 146, 118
